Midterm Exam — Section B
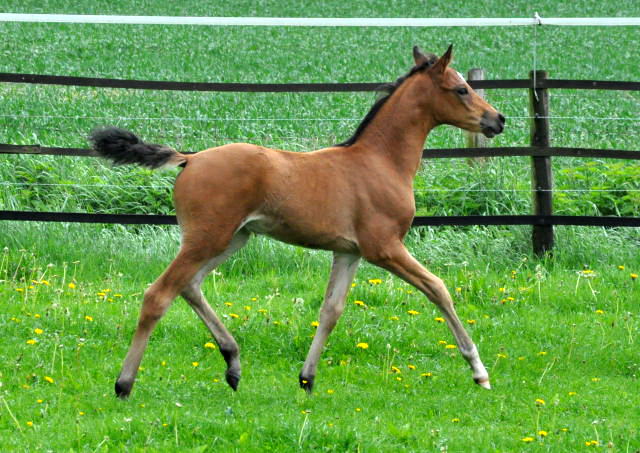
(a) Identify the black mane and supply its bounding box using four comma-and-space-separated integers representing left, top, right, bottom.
336, 59, 435, 147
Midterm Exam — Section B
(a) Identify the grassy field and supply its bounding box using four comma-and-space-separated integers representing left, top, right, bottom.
1, 0, 640, 451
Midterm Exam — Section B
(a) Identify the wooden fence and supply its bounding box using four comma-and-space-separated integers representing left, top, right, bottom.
1, 71, 639, 255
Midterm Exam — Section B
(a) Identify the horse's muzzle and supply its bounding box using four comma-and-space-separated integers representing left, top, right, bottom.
481, 112, 505, 138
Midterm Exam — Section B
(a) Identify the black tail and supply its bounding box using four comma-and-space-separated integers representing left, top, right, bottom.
89, 127, 187, 169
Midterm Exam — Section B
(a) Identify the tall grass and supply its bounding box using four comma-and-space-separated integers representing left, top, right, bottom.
1, 0, 639, 450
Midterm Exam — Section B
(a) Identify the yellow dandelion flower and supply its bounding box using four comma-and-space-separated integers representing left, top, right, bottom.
26, 339, 37, 345
351, 283, 357, 287
618, 265, 625, 270
451, 418, 460, 423
37, 399, 43, 404
499, 287, 506, 293
407, 364, 416, 370
421, 372, 433, 377
354, 300, 366, 307
455, 287, 462, 293
631, 273, 638, 280
395, 376, 402, 381
79, 411, 85, 416
96, 292, 106, 297
68, 282, 76, 289
327, 389, 335, 395
438, 340, 447, 345
390, 366, 401, 374
34, 314, 41, 319
434, 317, 445, 323
85, 315, 93, 322
537, 351, 547, 356
407, 310, 420, 316
355, 408, 362, 412
497, 353, 507, 359
518, 356, 526, 360
224, 302, 233, 307
356, 342, 369, 350
251, 297, 258, 301
466, 319, 476, 325
595, 309, 604, 315
310, 321, 319, 327
591, 377, 600, 382
15, 288, 24, 292
538, 430, 548, 437
26, 421, 34, 427
535, 398, 545, 405
244, 305, 251, 311
229, 313, 239, 319
204, 342, 216, 349
388, 315, 399, 321
161, 361, 166, 366
368, 278, 382, 285
258, 308, 267, 314
521, 437, 534, 443
44, 376, 54, 384
445, 344, 457, 349
34, 328, 43, 335
568, 391, 577, 396
585, 440, 599, 447
192, 362, 199, 367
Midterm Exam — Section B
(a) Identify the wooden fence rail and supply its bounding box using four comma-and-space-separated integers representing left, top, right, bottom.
1, 72, 639, 255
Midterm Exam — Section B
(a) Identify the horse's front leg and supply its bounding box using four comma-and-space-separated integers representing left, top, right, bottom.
365, 241, 490, 389
299, 252, 360, 393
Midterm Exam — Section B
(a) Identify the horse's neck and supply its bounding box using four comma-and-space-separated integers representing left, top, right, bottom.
354, 81, 436, 180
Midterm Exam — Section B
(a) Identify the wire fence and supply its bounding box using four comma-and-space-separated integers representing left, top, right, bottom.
1, 14, 639, 255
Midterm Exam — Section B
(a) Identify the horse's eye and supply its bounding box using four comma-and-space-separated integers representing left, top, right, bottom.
456, 87, 469, 96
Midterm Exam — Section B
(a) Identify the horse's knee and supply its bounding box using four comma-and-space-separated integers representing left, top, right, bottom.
139, 287, 172, 327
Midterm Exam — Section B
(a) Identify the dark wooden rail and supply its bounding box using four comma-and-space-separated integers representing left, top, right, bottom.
1, 72, 639, 255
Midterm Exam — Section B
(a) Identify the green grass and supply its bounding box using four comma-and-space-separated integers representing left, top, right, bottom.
1, 0, 640, 451
0, 222, 639, 451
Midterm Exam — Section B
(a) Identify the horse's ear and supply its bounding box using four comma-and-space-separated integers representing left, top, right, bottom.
432, 44, 453, 74
413, 45, 437, 67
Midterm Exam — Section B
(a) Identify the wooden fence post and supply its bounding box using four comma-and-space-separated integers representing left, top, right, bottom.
466, 68, 488, 164
529, 70, 554, 256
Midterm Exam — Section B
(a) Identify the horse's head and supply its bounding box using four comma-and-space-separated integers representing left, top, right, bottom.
412, 45, 505, 138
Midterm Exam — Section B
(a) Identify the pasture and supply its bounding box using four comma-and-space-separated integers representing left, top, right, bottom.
1, 0, 639, 450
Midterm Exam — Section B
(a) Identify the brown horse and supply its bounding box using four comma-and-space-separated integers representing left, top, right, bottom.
90, 45, 505, 398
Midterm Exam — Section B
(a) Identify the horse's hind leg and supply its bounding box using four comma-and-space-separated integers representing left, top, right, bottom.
180, 230, 250, 391
115, 231, 244, 398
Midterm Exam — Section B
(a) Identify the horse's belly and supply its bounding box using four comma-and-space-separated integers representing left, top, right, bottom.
241, 214, 359, 253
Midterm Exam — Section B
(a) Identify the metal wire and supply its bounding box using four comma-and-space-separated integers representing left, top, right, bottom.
1, 181, 638, 194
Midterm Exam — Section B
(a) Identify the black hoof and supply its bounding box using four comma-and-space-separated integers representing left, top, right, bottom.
299, 375, 314, 394
225, 371, 240, 391
115, 380, 132, 399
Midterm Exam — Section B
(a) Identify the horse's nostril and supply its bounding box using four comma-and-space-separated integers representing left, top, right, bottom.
498, 113, 506, 124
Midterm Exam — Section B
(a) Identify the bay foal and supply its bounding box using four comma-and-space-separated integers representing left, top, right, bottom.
91, 46, 505, 398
